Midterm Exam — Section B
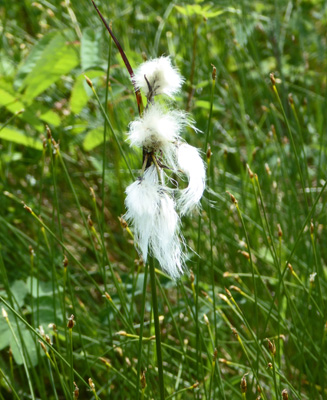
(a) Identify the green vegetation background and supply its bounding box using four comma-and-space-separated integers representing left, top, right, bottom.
0, 0, 327, 399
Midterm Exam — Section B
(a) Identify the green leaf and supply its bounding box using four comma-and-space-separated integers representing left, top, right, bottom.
10, 328, 39, 366
70, 70, 104, 114
10, 281, 28, 308
83, 127, 104, 151
26, 277, 62, 298
81, 28, 102, 71
0, 81, 61, 131
15, 31, 57, 89
22, 32, 79, 101
0, 127, 43, 150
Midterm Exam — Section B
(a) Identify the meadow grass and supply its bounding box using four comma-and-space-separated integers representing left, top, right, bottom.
0, 0, 327, 399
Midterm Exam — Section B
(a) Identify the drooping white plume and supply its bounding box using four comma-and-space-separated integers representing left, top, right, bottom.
151, 192, 184, 279
177, 143, 206, 215
124, 166, 160, 262
124, 165, 184, 278
133, 56, 184, 98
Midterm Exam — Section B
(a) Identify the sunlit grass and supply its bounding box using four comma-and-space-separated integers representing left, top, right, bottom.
1, 0, 327, 399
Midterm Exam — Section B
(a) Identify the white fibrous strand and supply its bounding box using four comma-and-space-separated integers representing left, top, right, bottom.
151, 192, 184, 279
124, 166, 160, 262
133, 56, 184, 98
177, 143, 206, 215
124, 166, 184, 278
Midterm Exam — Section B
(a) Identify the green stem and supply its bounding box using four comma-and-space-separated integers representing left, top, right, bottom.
149, 258, 165, 400
136, 265, 149, 400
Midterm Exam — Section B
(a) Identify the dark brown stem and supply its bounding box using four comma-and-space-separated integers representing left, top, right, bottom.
91, 0, 144, 115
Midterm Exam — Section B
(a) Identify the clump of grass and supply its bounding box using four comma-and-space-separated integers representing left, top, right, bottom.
1, 0, 327, 399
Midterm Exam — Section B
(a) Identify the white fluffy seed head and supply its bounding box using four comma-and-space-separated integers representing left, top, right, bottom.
151, 192, 184, 279
124, 166, 184, 279
127, 104, 188, 166
177, 143, 206, 215
124, 166, 160, 262
133, 56, 184, 98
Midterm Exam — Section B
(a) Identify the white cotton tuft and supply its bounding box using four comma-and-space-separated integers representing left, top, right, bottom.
124, 166, 160, 262
133, 56, 184, 98
151, 192, 184, 279
177, 143, 206, 215
124, 166, 184, 279
127, 104, 187, 166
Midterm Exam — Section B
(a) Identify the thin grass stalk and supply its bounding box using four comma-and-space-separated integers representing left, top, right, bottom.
288, 95, 313, 203
0, 296, 90, 388
228, 194, 259, 368
136, 264, 149, 400
149, 257, 165, 400
85, 77, 134, 178
0, 368, 20, 400
2, 311, 35, 400
270, 75, 309, 210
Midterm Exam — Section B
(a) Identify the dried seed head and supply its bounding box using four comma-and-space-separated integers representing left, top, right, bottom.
29, 245, 35, 256
247, 164, 254, 179
2, 308, 8, 319
310, 219, 314, 235
239, 250, 250, 260
99, 357, 111, 368
282, 389, 289, 399
229, 285, 241, 293
190, 269, 195, 284
48, 323, 57, 332
267, 339, 276, 356
89, 187, 95, 199
206, 145, 212, 161
270, 73, 276, 85
288, 93, 294, 105
63, 255, 68, 268
288, 263, 293, 273
104, 292, 112, 301
88, 215, 94, 228
46, 125, 52, 139
277, 224, 283, 237
119, 216, 128, 229
203, 314, 209, 326
231, 326, 238, 338
213, 348, 218, 362
267, 362, 273, 369
73, 382, 79, 399
117, 330, 127, 337
67, 315, 75, 329
226, 191, 237, 205
85, 75, 93, 88
88, 378, 95, 390
23, 204, 33, 214
45, 335, 52, 345
141, 370, 147, 389
265, 163, 271, 176
39, 340, 47, 354
225, 288, 232, 298
211, 64, 217, 81
240, 374, 248, 393
310, 272, 317, 284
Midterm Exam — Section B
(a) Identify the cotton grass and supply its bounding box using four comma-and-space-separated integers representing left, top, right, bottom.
125, 56, 205, 279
